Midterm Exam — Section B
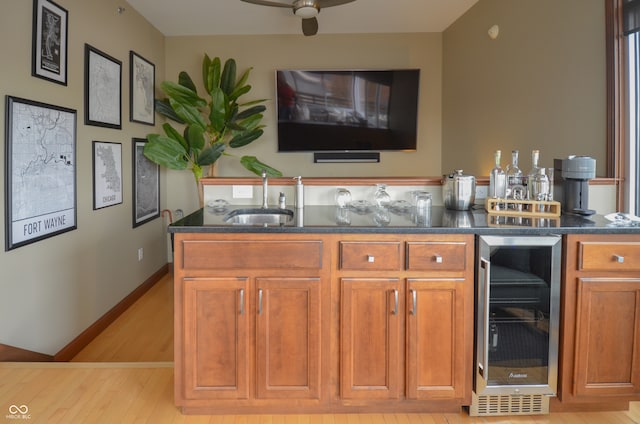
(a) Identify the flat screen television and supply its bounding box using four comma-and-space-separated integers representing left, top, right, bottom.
276, 69, 420, 152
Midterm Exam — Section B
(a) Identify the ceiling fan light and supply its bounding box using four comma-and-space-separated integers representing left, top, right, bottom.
295, 6, 318, 18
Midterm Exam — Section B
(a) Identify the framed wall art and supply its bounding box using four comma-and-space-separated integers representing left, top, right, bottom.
32, 0, 68, 85
129, 51, 155, 125
85, 44, 122, 129
4, 96, 77, 251
132, 138, 160, 227
92, 141, 123, 210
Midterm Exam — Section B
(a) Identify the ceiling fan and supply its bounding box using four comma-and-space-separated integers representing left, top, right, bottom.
240, 0, 356, 36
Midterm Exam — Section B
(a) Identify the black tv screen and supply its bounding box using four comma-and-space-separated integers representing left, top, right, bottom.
276, 69, 420, 152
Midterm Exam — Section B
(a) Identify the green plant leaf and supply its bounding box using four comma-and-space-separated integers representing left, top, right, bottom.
238, 113, 263, 131
229, 128, 263, 148
236, 105, 266, 120
234, 67, 252, 93
186, 124, 205, 152
202, 54, 212, 92
209, 87, 227, 133
240, 98, 268, 108
170, 98, 207, 130
163, 123, 188, 150
178, 71, 197, 94
240, 156, 283, 177
155, 99, 185, 124
220, 58, 237, 96
161, 81, 206, 108
144, 134, 189, 170
211, 57, 221, 89
197, 142, 226, 166
229, 84, 251, 102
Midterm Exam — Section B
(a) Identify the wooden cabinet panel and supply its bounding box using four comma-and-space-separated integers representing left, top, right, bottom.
573, 277, 640, 397
255, 278, 321, 399
340, 278, 401, 399
182, 278, 249, 400
406, 242, 467, 272
182, 240, 323, 270
406, 279, 467, 400
578, 242, 640, 271
339, 242, 402, 271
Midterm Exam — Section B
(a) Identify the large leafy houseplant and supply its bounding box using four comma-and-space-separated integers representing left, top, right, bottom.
144, 54, 282, 205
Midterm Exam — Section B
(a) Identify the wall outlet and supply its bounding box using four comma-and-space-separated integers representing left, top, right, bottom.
232, 185, 253, 199
138, 248, 143, 261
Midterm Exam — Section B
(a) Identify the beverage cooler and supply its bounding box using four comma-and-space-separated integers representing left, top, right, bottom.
471, 235, 561, 416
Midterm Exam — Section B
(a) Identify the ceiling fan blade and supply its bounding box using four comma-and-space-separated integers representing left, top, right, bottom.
316, 0, 356, 8
301, 17, 319, 36
240, 0, 293, 8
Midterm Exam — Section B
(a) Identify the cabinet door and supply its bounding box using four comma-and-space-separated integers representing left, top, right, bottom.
573, 278, 640, 397
256, 277, 321, 399
406, 279, 467, 400
183, 278, 249, 400
341, 278, 402, 399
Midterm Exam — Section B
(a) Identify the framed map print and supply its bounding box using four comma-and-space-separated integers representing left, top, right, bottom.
129, 51, 155, 125
132, 138, 159, 227
4, 96, 77, 251
85, 44, 122, 129
92, 141, 122, 210
32, 0, 68, 85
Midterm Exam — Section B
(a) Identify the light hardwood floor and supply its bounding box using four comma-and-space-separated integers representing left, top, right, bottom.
1, 273, 638, 423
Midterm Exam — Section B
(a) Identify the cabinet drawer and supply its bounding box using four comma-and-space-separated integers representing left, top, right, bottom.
340, 242, 401, 271
182, 240, 322, 270
579, 242, 640, 271
406, 242, 467, 272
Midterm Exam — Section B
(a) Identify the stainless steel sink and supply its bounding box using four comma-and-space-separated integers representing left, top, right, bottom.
223, 208, 294, 226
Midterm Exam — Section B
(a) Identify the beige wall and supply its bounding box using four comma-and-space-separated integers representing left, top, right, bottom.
442, 0, 606, 177
163, 33, 443, 212
0, 0, 166, 354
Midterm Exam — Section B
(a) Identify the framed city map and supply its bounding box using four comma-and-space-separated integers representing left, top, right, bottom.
4, 96, 77, 251
129, 51, 155, 125
132, 138, 159, 227
92, 141, 122, 210
32, 0, 68, 85
84, 44, 121, 129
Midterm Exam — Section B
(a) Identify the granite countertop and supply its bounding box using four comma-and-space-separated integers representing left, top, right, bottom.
168, 205, 640, 235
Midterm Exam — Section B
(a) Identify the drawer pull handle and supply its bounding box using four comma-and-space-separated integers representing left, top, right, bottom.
367, 255, 375, 263
258, 289, 263, 315
239, 289, 245, 315
613, 254, 625, 263
434, 254, 443, 263
392, 289, 399, 315
410, 289, 417, 315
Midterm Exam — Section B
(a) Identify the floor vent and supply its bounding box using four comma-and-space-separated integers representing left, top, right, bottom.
469, 392, 550, 416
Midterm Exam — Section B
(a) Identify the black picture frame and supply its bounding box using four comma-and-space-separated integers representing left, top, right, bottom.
85, 44, 122, 129
92, 141, 123, 210
129, 51, 155, 125
132, 138, 160, 227
5, 96, 77, 251
32, 0, 68, 85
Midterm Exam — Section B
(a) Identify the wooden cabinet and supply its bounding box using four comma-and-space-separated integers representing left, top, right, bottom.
174, 232, 474, 414
255, 277, 321, 399
174, 233, 328, 413
337, 235, 474, 405
559, 234, 640, 407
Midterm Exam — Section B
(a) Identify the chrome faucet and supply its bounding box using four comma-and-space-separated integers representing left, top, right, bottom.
261, 170, 268, 208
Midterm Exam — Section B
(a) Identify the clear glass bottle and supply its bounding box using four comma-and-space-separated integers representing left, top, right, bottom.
489, 150, 506, 199
373, 184, 391, 209
526, 150, 541, 200
505, 150, 524, 199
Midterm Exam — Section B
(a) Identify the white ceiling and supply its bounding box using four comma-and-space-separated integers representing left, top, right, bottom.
124, 0, 480, 37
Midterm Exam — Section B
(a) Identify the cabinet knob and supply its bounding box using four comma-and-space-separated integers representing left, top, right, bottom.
434, 254, 443, 264
367, 255, 375, 263
613, 254, 625, 263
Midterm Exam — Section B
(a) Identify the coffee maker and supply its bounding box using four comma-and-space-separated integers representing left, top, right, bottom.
554, 156, 596, 216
